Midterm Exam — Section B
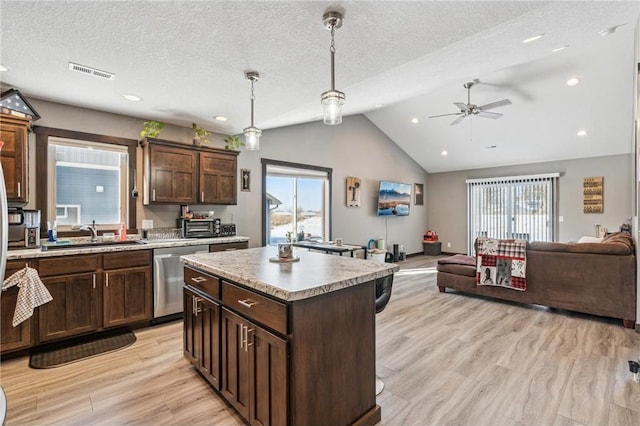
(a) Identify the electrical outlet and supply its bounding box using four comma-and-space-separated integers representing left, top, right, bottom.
447, 242, 451, 248
142, 220, 153, 229
559, 216, 564, 223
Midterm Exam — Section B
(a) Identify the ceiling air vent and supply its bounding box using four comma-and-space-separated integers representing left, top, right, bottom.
68, 62, 115, 80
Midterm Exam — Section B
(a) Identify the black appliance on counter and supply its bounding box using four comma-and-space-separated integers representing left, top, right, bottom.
178, 217, 236, 238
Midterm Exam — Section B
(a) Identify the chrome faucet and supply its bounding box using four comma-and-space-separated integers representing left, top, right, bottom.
82, 220, 98, 242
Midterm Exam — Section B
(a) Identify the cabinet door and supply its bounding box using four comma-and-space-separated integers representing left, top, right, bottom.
221, 308, 250, 419
103, 266, 151, 328
0, 115, 29, 203
1, 260, 33, 352
249, 326, 288, 426
198, 296, 221, 390
199, 152, 237, 205
183, 287, 198, 364
39, 273, 99, 342
149, 144, 197, 203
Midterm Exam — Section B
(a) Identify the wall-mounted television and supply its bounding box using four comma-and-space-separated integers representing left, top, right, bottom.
377, 181, 411, 216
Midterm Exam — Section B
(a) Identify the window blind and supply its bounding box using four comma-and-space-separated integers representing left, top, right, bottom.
466, 173, 559, 254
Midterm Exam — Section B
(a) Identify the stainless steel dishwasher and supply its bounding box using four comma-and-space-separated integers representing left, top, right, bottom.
153, 244, 209, 319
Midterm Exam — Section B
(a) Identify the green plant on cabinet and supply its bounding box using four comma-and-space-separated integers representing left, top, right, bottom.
223, 135, 244, 150
140, 120, 164, 139
192, 123, 211, 145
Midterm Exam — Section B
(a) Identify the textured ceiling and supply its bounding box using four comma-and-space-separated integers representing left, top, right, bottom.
0, 1, 638, 172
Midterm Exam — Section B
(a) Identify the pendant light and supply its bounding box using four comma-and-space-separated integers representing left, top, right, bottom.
243, 71, 261, 150
321, 11, 345, 125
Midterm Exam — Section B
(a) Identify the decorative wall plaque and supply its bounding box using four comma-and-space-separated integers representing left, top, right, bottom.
583, 176, 603, 213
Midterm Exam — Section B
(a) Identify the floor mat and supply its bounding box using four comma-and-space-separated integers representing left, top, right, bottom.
29, 331, 136, 369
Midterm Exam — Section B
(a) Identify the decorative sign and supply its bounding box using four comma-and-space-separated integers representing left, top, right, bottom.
583, 177, 603, 213
241, 169, 251, 192
346, 177, 361, 207
414, 183, 424, 205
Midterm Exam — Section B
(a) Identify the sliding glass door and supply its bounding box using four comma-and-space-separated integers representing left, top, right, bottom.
467, 173, 559, 253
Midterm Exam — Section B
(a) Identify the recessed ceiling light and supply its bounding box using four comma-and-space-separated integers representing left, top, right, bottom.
375, 104, 384, 108
123, 94, 142, 101
552, 45, 569, 53
577, 130, 588, 136
411, 118, 419, 124
521, 34, 544, 44
566, 77, 580, 86
0, 65, 8, 72
441, 150, 448, 156
213, 116, 228, 121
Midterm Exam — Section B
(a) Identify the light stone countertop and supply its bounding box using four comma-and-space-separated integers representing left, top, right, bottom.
6, 236, 250, 260
181, 246, 399, 302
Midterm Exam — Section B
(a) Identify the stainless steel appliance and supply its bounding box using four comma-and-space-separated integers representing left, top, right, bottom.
219, 223, 237, 237
153, 244, 209, 318
7, 208, 40, 249
179, 217, 220, 238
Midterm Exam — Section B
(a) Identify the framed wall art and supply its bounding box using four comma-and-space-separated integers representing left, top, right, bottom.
241, 169, 251, 192
414, 183, 424, 205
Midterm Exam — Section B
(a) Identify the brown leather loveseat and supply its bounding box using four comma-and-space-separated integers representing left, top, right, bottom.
436, 232, 637, 328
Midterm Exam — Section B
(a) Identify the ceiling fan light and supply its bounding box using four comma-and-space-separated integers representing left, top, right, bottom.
244, 126, 261, 150
577, 130, 588, 136
566, 77, 580, 86
321, 90, 345, 125
411, 117, 419, 124
441, 150, 448, 156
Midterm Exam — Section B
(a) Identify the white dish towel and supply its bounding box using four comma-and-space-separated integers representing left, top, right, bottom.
2, 267, 53, 326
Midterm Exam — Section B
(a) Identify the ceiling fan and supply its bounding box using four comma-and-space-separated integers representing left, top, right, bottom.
429, 79, 512, 125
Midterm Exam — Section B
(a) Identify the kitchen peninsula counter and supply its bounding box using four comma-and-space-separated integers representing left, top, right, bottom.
181, 247, 398, 426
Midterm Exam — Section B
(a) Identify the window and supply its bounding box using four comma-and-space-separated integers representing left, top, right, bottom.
34, 127, 138, 234
48, 138, 129, 229
262, 160, 332, 246
466, 173, 559, 254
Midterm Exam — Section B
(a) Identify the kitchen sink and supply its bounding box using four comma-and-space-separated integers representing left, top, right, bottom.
41, 240, 144, 250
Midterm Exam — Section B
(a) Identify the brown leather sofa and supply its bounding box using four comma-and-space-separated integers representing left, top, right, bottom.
436, 233, 637, 328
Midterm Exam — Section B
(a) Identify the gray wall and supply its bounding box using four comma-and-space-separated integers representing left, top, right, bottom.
26, 99, 429, 254
427, 154, 633, 254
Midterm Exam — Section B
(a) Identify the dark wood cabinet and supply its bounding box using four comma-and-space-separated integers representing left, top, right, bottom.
199, 151, 237, 205
103, 251, 152, 328
1, 260, 34, 352
221, 307, 288, 426
209, 241, 248, 252
184, 287, 221, 390
144, 142, 197, 204
0, 114, 30, 203
142, 139, 238, 205
38, 272, 99, 342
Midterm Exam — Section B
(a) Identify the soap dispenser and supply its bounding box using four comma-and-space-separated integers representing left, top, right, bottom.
119, 224, 127, 241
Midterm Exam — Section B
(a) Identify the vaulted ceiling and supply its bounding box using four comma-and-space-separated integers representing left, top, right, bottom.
1, 1, 638, 172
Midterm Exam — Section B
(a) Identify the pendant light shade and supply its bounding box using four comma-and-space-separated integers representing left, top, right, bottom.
321, 11, 345, 126
243, 71, 261, 150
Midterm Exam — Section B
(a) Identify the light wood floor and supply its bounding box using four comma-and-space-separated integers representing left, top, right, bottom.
1, 255, 639, 425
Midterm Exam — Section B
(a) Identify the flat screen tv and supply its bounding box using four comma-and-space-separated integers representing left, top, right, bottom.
377, 181, 411, 216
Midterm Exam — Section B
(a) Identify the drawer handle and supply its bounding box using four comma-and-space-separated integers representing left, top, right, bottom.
238, 299, 257, 308
191, 276, 207, 283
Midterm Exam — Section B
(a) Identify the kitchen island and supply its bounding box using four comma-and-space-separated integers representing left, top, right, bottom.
181, 246, 398, 426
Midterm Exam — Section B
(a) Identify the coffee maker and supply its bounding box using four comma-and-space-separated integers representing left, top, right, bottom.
8, 208, 41, 248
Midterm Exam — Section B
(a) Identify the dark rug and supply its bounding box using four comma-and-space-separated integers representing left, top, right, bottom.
29, 331, 136, 369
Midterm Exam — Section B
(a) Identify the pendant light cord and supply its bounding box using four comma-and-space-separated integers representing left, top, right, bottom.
330, 24, 336, 91
250, 79, 255, 127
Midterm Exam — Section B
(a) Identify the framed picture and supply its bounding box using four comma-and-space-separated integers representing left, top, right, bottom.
346, 176, 361, 207
414, 183, 424, 205
241, 169, 251, 192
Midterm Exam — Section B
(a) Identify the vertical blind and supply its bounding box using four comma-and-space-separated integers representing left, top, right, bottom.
466, 173, 559, 254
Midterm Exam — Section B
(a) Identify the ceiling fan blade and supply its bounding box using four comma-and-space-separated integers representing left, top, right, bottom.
454, 102, 470, 112
428, 112, 463, 118
478, 99, 512, 110
477, 111, 502, 119
451, 115, 466, 125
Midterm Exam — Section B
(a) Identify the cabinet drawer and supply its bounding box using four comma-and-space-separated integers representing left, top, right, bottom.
104, 250, 151, 270
222, 281, 287, 335
184, 266, 220, 299
38, 255, 99, 277
209, 242, 248, 252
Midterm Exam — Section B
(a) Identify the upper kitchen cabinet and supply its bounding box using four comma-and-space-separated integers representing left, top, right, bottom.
0, 114, 30, 204
141, 139, 239, 205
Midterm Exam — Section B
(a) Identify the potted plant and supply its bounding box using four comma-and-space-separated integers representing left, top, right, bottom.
192, 123, 210, 145
223, 135, 245, 150
139, 120, 164, 139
